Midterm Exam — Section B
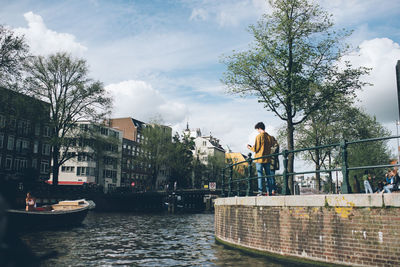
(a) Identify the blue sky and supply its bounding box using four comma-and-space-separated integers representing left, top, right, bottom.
1, 0, 400, 158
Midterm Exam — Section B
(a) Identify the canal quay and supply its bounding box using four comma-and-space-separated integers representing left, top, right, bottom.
2, 0, 400, 266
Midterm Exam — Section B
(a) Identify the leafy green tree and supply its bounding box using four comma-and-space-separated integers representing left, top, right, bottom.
205, 154, 226, 188
140, 122, 172, 190
168, 132, 194, 189
294, 99, 350, 191
192, 156, 206, 189
293, 104, 392, 193
221, 0, 369, 194
344, 109, 392, 192
23, 52, 112, 185
0, 25, 30, 89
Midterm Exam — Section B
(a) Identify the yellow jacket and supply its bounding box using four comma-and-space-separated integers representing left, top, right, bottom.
250, 132, 272, 163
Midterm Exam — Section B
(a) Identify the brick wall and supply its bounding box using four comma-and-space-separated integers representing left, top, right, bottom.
215, 194, 400, 267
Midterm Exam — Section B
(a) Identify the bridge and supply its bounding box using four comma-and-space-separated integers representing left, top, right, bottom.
215, 135, 400, 266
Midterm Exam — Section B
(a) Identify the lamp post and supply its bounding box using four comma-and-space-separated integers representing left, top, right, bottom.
396, 61, 400, 163
397, 120, 400, 163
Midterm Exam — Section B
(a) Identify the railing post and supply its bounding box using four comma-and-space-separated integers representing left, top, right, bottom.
246, 153, 252, 196
340, 139, 350, 194
282, 150, 290, 195
221, 168, 225, 197
236, 175, 240, 196
228, 165, 233, 197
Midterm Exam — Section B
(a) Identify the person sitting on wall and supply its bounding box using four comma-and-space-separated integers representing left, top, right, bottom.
25, 192, 36, 211
383, 170, 395, 193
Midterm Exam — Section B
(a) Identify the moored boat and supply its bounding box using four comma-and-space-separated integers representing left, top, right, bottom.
6, 199, 91, 232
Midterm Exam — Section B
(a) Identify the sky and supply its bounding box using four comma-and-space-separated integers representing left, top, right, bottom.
1, 0, 400, 166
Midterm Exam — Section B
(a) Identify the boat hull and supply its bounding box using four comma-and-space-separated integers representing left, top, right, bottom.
6, 200, 90, 232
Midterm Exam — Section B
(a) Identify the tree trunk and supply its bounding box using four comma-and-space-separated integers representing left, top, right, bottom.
287, 119, 294, 194
52, 145, 59, 186
316, 163, 321, 191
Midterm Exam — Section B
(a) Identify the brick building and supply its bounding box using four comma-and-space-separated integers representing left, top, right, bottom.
108, 118, 150, 190
0, 87, 52, 182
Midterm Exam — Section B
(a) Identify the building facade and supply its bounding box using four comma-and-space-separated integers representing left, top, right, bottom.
184, 126, 225, 165
0, 87, 52, 182
50, 121, 123, 192
108, 118, 150, 190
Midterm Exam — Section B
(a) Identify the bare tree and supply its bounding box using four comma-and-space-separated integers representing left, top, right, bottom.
24, 52, 112, 185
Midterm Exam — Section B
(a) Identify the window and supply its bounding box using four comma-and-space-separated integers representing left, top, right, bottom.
77, 167, 89, 176
0, 115, 5, 128
43, 126, 51, 137
100, 127, 108, 136
24, 121, 30, 135
22, 140, 29, 150
42, 143, 51, 156
5, 156, 12, 170
61, 166, 75, 172
34, 124, 40, 136
32, 159, 38, 169
14, 158, 20, 170
40, 160, 49, 174
20, 159, 27, 170
7, 136, 14, 150
15, 139, 22, 152
9, 116, 16, 129
33, 141, 39, 154
0, 133, 4, 148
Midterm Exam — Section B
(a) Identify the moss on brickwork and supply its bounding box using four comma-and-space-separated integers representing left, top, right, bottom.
215, 237, 346, 267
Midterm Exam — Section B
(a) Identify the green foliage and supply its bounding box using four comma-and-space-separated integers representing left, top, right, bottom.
292, 102, 392, 193
168, 132, 195, 189
205, 154, 225, 186
221, 0, 369, 193
345, 110, 392, 192
0, 25, 30, 89
139, 121, 173, 190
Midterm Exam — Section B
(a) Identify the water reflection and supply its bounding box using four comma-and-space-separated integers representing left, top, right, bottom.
21, 213, 294, 266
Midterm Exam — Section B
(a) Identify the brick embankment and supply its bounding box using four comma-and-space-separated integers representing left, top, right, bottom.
214, 194, 400, 267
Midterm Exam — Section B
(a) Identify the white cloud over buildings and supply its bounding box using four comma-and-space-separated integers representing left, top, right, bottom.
344, 38, 400, 123
14, 12, 87, 56
105, 80, 188, 124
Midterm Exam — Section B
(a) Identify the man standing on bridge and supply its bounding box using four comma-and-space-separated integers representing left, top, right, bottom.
247, 122, 273, 196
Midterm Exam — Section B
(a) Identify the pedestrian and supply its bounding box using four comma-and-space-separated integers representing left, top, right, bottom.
247, 122, 273, 196
25, 192, 36, 211
383, 170, 395, 193
362, 171, 373, 194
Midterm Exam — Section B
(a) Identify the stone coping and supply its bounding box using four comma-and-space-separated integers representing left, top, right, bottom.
214, 193, 400, 207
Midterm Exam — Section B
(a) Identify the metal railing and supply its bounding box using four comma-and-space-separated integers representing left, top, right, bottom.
220, 135, 400, 196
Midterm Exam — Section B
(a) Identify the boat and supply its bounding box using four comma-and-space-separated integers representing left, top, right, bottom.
6, 199, 91, 232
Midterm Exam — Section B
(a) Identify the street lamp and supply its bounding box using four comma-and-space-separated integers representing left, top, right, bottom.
397, 120, 400, 163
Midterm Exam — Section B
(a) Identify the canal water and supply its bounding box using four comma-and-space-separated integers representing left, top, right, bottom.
21, 212, 296, 266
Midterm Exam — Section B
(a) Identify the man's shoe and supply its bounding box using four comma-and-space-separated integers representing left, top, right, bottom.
257, 193, 262, 196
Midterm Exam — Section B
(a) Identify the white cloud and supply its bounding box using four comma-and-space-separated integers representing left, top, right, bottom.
171, 98, 281, 154
14, 11, 87, 56
344, 38, 400, 123
189, 0, 269, 27
190, 8, 209, 21
106, 80, 188, 124
320, 0, 400, 26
